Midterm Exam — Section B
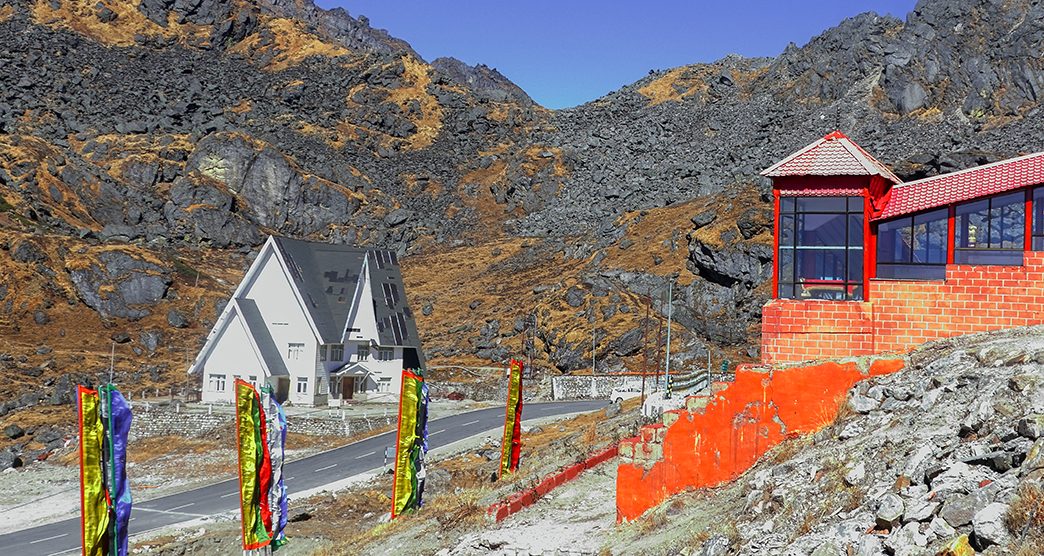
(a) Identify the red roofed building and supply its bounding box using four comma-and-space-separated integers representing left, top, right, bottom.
761, 131, 1044, 364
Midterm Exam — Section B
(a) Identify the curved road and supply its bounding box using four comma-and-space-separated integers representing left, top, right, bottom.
1, 400, 607, 555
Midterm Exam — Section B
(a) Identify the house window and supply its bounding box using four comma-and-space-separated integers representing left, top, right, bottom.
777, 196, 864, 300
955, 191, 1024, 265
357, 344, 370, 361
330, 344, 344, 361
248, 375, 258, 388
319, 345, 327, 362
296, 377, 309, 394
287, 343, 304, 360
1032, 187, 1044, 250
379, 377, 392, 392
208, 374, 226, 392
377, 347, 395, 361
876, 208, 948, 280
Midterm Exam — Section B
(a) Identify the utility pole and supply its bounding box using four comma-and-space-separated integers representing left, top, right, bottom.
640, 292, 651, 406
665, 278, 673, 385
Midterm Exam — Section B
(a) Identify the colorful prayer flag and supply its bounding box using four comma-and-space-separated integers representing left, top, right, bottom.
266, 391, 289, 549
500, 359, 524, 476
391, 369, 428, 518
78, 386, 109, 556
235, 379, 272, 550
101, 385, 133, 556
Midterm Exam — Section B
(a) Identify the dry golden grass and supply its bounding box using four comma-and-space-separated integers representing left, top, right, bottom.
638, 66, 712, 106
0, 5, 14, 21
228, 17, 350, 72
385, 55, 444, 151
1006, 483, 1044, 539
32, 0, 212, 47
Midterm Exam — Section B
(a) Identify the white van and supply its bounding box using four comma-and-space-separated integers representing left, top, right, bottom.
609, 382, 643, 404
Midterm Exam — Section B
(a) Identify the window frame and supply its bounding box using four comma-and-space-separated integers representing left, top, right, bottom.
777, 195, 865, 301
1032, 186, 1044, 250
954, 191, 1025, 265
209, 373, 226, 392
287, 342, 304, 360
296, 377, 309, 394
356, 344, 370, 361
330, 344, 344, 362
875, 208, 948, 280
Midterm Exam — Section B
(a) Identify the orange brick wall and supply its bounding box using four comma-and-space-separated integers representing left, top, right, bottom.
762, 252, 1044, 364
615, 358, 905, 521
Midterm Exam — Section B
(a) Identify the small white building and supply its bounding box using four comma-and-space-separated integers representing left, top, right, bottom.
188, 235, 424, 406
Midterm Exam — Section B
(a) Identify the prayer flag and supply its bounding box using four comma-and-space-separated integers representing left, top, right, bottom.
500, 359, 524, 476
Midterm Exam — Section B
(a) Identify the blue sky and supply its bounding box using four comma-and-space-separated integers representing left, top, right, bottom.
317, 1, 918, 109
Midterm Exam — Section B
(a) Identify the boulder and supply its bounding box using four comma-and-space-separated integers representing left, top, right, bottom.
167, 309, 189, 328
69, 251, 171, 320
940, 491, 988, 528
971, 502, 1011, 547
849, 394, 880, 414
876, 493, 904, 530
844, 461, 866, 486
1017, 414, 1044, 439
937, 535, 974, 556
3, 424, 24, 439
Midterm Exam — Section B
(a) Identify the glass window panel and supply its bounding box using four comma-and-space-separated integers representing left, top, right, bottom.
955, 249, 1023, 266
1034, 187, 1044, 237
796, 282, 848, 301
780, 197, 795, 213
997, 198, 1024, 248
797, 213, 847, 247
848, 249, 863, 282
876, 264, 946, 280
956, 199, 988, 249
1035, 236, 1044, 251
796, 197, 847, 213
779, 215, 795, 246
795, 248, 847, 282
777, 283, 795, 299
848, 214, 864, 247
878, 217, 913, 264
778, 248, 794, 285
848, 197, 864, 212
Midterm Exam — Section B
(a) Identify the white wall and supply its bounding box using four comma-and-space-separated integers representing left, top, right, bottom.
240, 247, 319, 406
199, 311, 267, 404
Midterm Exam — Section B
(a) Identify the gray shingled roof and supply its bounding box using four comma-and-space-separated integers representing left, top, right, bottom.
235, 298, 290, 376
271, 236, 421, 349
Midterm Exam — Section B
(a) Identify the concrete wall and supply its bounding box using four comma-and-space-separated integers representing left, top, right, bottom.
551, 375, 644, 400
129, 405, 397, 440
615, 357, 905, 522
762, 253, 1044, 364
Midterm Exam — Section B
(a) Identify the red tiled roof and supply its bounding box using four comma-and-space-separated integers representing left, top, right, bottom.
761, 131, 902, 184
875, 151, 1044, 221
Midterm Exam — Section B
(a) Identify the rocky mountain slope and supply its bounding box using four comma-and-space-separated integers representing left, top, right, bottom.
1, 0, 1044, 421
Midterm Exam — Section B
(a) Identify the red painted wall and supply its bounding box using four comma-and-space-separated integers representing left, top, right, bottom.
762, 253, 1044, 365
615, 358, 904, 521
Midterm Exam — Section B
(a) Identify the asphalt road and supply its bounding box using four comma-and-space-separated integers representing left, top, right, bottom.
1, 400, 607, 555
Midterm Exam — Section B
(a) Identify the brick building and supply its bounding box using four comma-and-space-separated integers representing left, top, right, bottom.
761, 131, 1044, 364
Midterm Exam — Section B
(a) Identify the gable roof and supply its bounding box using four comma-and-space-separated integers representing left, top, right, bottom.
271, 236, 419, 347
761, 131, 902, 184
234, 298, 290, 376
875, 151, 1044, 221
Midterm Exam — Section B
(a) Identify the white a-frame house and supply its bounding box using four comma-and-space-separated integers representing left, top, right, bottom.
189, 235, 424, 406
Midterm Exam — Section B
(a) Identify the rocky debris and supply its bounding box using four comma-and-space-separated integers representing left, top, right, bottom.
971, 503, 1011, 547
4, 424, 24, 439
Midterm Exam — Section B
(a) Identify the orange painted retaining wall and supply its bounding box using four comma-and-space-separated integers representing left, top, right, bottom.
488, 444, 617, 522
615, 358, 904, 522
762, 253, 1044, 364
